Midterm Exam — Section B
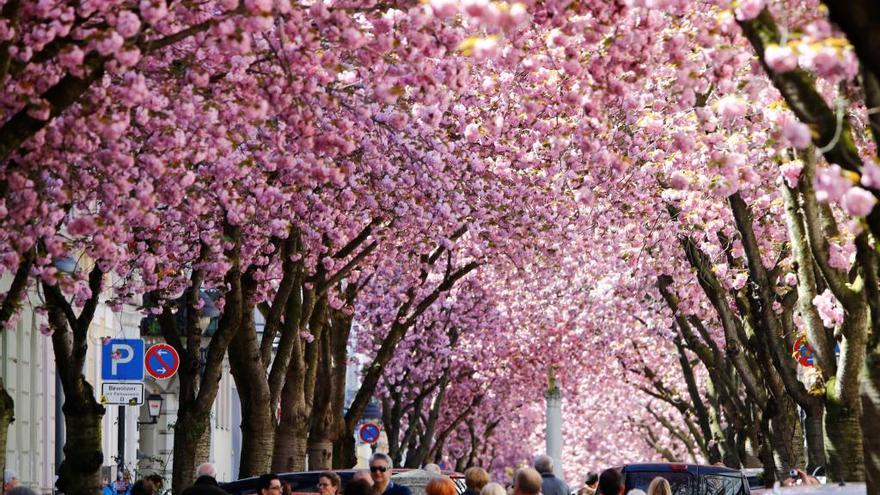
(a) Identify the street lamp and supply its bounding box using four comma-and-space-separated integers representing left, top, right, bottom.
138, 394, 164, 425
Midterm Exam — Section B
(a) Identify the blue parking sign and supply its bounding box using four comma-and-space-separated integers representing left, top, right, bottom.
101, 339, 144, 381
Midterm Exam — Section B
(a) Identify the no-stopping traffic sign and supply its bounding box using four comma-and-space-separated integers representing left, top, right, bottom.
359, 423, 381, 444
145, 343, 180, 380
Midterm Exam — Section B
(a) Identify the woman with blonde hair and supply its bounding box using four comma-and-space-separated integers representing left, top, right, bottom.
480, 482, 506, 495
646, 477, 671, 495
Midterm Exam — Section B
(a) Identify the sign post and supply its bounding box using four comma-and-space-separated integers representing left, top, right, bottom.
100, 338, 144, 478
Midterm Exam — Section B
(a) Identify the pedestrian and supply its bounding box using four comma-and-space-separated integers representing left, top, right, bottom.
145, 474, 165, 493
103, 477, 116, 495
130, 479, 157, 495
344, 479, 373, 495
351, 470, 373, 487
318, 472, 341, 495
369, 453, 410, 495
4, 470, 18, 493
257, 474, 282, 495
282, 480, 292, 495
579, 473, 598, 495
426, 478, 457, 495
115, 473, 132, 495
596, 469, 623, 495
533, 455, 569, 495
480, 482, 506, 495
463, 467, 490, 495
181, 463, 228, 495
646, 478, 670, 495
512, 468, 542, 495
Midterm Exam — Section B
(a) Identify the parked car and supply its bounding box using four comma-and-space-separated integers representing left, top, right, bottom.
740, 468, 764, 491
221, 468, 465, 495
749, 483, 866, 495
620, 463, 750, 495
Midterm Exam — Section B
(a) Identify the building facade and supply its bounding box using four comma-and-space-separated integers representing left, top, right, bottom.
0, 285, 240, 493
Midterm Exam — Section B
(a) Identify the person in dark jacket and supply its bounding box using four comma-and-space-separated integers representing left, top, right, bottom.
534, 455, 569, 495
181, 463, 228, 495
462, 467, 490, 495
369, 453, 411, 495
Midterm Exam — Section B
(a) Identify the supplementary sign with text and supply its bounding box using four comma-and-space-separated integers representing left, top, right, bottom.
100, 382, 145, 405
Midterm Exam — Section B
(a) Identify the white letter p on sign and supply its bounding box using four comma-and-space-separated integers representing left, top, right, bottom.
112, 344, 134, 375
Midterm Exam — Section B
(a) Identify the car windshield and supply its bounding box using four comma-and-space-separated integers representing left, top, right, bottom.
701, 475, 747, 495
626, 472, 692, 495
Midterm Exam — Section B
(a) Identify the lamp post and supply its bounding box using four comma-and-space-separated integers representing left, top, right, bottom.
545, 366, 563, 478
138, 394, 164, 426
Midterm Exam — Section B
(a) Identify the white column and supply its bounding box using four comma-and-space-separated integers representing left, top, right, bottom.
545, 374, 563, 478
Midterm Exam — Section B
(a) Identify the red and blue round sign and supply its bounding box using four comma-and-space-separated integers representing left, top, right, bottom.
145, 343, 180, 380
793, 336, 815, 368
359, 423, 381, 444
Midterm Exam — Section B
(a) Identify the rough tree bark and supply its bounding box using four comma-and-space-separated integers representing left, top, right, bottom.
160, 228, 249, 494
43, 265, 104, 495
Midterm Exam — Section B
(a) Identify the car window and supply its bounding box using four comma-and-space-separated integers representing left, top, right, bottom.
701, 475, 747, 495
625, 472, 692, 495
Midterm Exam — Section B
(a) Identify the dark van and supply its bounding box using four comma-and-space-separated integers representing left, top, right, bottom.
620, 463, 749, 495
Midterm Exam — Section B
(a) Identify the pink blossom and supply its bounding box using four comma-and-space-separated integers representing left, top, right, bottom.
813, 290, 844, 328
814, 165, 850, 203
861, 160, 880, 189
115, 11, 142, 38
59, 46, 84, 71
473, 37, 499, 60
464, 123, 480, 142
140, 0, 168, 25
734, 0, 765, 21
780, 160, 803, 188
669, 171, 689, 190
245, 0, 273, 14
781, 117, 812, 149
764, 44, 797, 72
429, 0, 459, 18
715, 95, 746, 124
828, 242, 853, 270
67, 216, 97, 236
95, 32, 124, 56
841, 186, 877, 217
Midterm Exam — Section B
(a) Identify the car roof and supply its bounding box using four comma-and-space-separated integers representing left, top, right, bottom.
221, 470, 361, 494
620, 463, 743, 475
750, 483, 866, 495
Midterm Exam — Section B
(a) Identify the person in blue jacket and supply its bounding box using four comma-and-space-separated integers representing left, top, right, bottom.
368, 454, 411, 495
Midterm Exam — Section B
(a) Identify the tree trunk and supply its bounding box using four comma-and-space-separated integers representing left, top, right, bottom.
229, 307, 275, 478
0, 380, 12, 494
334, 433, 357, 469
308, 441, 334, 471
863, 340, 880, 493
769, 396, 805, 474
56, 383, 104, 495
825, 377, 865, 481
171, 406, 210, 493
45, 268, 105, 495
272, 417, 309, 472
803, 405, 826, 472
308, 305, 351, 471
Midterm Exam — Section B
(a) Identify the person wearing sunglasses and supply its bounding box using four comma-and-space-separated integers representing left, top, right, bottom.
369, 454, 411, 495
